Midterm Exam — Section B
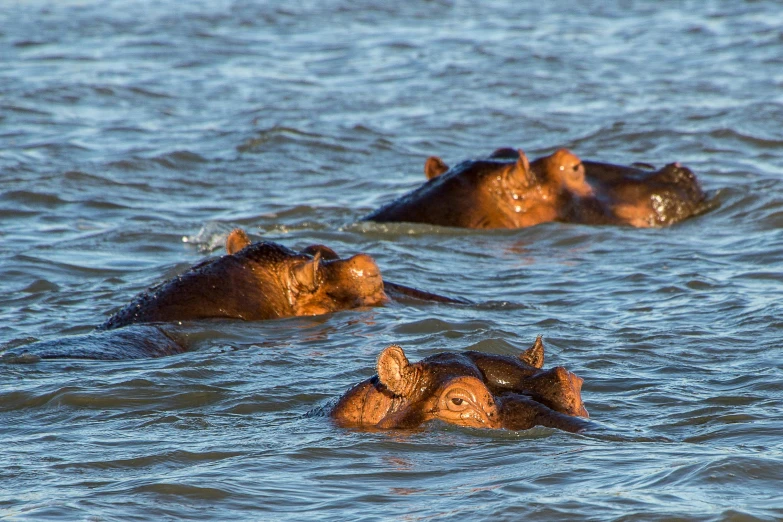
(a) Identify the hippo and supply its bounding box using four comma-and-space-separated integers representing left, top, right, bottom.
100, 230, 389, 330
365, 148, 707, 229
101, 229, 466, 330
331, 336, 591, 433
2, 230, 464, 361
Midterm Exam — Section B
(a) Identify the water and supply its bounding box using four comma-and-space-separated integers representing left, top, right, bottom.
2, 0, 783, 520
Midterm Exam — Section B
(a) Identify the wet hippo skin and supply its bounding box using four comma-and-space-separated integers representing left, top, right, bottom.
331, 336, 590, 433
365, 148, 707, 229
100, 232, 389, 330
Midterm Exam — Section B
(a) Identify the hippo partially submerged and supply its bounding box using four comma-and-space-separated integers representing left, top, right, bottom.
331, 337, 590, 433
365, 148, 707, 229
3, 230, 463, 361
101, 230, 390, 330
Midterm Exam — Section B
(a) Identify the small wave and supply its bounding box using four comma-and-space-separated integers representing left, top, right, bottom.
54, 449, 243, 471
709, 128, 783, 149
182, 222, 234, 252
151, 150, 208, 170
132, 483, 233, 500
127, 86, 172, 99
0, 103, 52, 116
236, 125, 356, 154
0, 190, 67, 207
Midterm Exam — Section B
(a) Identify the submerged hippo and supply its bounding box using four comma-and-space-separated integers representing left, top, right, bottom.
331, 337, 590, 433
102, 229, 463, 331
101, 231, 386, 330
2, 230, 466, 361
3, 230, 465, 361
365, 148, 707, 229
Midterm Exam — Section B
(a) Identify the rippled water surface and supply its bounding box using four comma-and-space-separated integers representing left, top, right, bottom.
2, 1, 783, 520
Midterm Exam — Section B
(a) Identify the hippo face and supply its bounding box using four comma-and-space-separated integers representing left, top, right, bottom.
101, 230, 388, 329
331, 338, 590, 433
290, 251, 387, 316
365, 147, 706, 229
224, 231, 388, 315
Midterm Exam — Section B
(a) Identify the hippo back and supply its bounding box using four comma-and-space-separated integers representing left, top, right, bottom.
364, 158, 522, 229
101, 242, 297, 329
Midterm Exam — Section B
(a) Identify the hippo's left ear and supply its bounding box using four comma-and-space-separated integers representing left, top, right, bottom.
226, 228, 252, 255
377, 344, 413, 397
424, 156, 449, 179
292, 251, 322, 292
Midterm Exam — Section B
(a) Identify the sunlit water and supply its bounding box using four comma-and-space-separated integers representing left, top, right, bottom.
2, 0, 783, 520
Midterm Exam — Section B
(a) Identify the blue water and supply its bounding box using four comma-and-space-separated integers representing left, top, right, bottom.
2, 1, 783, 520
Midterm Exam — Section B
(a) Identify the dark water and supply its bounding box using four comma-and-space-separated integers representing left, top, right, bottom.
2, 0, 783, 520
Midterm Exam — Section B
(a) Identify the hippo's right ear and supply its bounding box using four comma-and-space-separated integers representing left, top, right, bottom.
424, 156, 449, 179
520, 335, 545, 368
226, 228, 252, 255
292, 251, 322, 292
377, 344, 413, 396
301, 244, 340, 261
489, 147, 520, 159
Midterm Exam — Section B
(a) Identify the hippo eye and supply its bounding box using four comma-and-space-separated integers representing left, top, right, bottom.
573, 163, 581, 172
451, 398, 464, 406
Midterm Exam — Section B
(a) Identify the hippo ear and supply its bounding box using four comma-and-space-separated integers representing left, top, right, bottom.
301, 244, 340, 261
226, 228, 252, 255
489, 147, 520, 159
519, 335, 545, 368
424, 156, 449, 179
292, 251, 322, 292
516, 150, 531, 177
377, 344, 413, 397
630, 162, 656, 171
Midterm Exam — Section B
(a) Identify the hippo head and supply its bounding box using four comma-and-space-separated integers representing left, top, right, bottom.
332, 340, 590, 433
289, 250, 388, 315
333, 345, 502, 429
532, 148, 593, 198
225, 229, 388, 316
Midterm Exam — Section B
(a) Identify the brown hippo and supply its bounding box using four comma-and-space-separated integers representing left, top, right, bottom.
4, 231, 465, 361
331, 337, 591, 433
101, 229, 463, 330
365, 148, 707, 229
